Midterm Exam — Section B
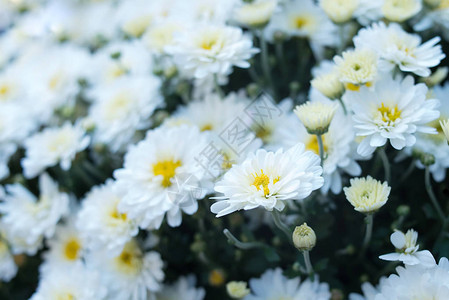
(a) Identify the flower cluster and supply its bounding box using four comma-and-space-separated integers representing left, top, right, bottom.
0, 0, 449, 299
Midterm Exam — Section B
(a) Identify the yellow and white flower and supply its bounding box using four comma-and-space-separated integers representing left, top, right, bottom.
320, 0, 359, 23
166, 24, 258, 79
114, 125, 209, 229
21, 122, 90, 178
382, 0, 422, 22
233, 0, 278, 28
294, 101, 338, 135
0, 173, 69, 255
244, 268, 331, 300
343, 176, 390, 214
379, 229, 436, 267
334, 49, 378, 91
354, 22, 445, 77
211, 143, 323, 217
346, 75, 440, 156
77, 180, 139, 256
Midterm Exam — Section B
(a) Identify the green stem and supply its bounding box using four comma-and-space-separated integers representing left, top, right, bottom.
378, 147, 391, 183
302, 250, 314, 277
259, 31, 276, 98
275, 41, 288, 78
317, 134, 325, 168
338, 24, 346, 54
223, 229, 266, 250
362, 214, 374, 250
425, 167, 446, 223
398, 159, 416, 184
337, 98, 347, 115
271, 210, 292, 240
214, 74, 224, 98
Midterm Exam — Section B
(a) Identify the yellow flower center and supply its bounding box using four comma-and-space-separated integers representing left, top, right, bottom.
199, 33, 222, 51
254, 125, 272, 142
252, 169, 279, 197
110, 206, 127, 221
293, 16, 309, 29
153, 160, 182, 187
49, 72, 62, 91
0, 84, 10, 98
209, 269, 225, 287
64, 238, 81, 261
378, 103, 401, 123
57, 293, 74, 300
200, 124, 213, 131
306, 135, 328, 155
115, 241, 142, 275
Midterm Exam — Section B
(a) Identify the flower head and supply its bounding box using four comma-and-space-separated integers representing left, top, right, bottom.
234, 0, 277, 28
311, 71, 344, 99
320, 0, 358, 23
227, 281, 250, 299
334, 49, 378, 91
343, 176, 390, 213
294, 101, 338, 135
382, 0, 422, 22
293, 223, 317, 251
379, 229, 436, 267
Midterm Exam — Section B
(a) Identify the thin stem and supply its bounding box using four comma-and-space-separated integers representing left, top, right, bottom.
425, 167, 446, 223
378, 147, 391, 183
337, 98, 347, 115
317, 134, 325, 168
223, 229, 266, 250
259, 31, 276, 98
302, 250, 314, 277
398, 159, 416, 184
362, 214, 374, 250
214, 74, 224, 98
275, 41, 288, 78
338, 24, 345, 54
271, 210, 292, 240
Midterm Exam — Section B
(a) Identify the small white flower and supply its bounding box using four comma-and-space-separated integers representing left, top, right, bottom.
227, 281, 250, 299
86, 239, 164, 300
211, 143, 323, 217
319, 0, 359, 23
22, 122, 90, 178
346, 75, 440, 156
382, 0, 422, 22
244, 268, 331, 300
311, 70, 345, 100
114, 125, 209, 229
343, 176, 390, 214
294, 101, 338, 135
293, 223, 317, 251
379, 229, 436, 267
30, 264, 107, 300
166, 24, 259, 79
334, 49, 378, 91
233, 0, 278, 28
0, 173, 69, 255
354, 22, 445, 77
77, 180, 138, 256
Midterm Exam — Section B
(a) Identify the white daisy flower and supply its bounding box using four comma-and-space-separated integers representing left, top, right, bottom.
211, 143, 323, 217
87, 239, 164, 300
0, 173, 70, 255
233, 0, 278, 28
0, 237, 17, 282
22, 122, 90, 178
114, 125, 209, 229
88, 75, 162, 152
77, 180, 139, 256
165, 24, 259, 79
244, 268, 331, 300
156, 275, 206, 300
30, 264, 107, 300
354, 22, 445, 77
343, 176, 391, 214
370, 257, 449, 300
346, 75, 440, 156
40, 220, 84, 275
382, 0, 422, 22
143, 19, 183, 54
319, 0, 359, 23
379, 229, 436, 267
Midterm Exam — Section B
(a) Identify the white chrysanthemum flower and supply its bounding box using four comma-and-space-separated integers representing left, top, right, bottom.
271, 98, 362, 194
114, 125, 209, 229
88, 76, 162, 152
343, 176, 391, 214
22, 122, 90, 178
0, 237, 17, 282
244, 268, 331, 300
269, 0, 337, 55
87, 239, 164, 300
441, 119, 449, 143
0, 173, 69, 255
166, 24, 258, 79
227, 281, 250, 299
379, 229, 436, 267
353, 0, 383, 25
334, 49, 378, 91
143, 20, 182, 54
354, 22, 445, 77
382, 0, 422, 22
211, 143, 323, 217
30, 264, 107, 300
40, 220, 84, 275
234, 0, 278, 28
311, 69, 345, 100
77, 180, 138, 256
319, 0, 359, 23
115, 0, 156, 38
346, 75, 440, 156
349, 280, 384, 300
157, 275, 206, 300
371, 257, 449, 300
294, 101, 338, 135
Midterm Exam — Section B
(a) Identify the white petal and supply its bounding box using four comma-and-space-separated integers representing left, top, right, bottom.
391, 231, 406, 249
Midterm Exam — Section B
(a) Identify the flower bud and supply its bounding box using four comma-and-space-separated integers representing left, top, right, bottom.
226, 281, 250, 299
294, 101, 338, 135
293, 223, 316, 251
419, 152, 436, 167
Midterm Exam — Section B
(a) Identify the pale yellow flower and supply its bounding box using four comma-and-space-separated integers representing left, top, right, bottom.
343, 176, 391, 213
